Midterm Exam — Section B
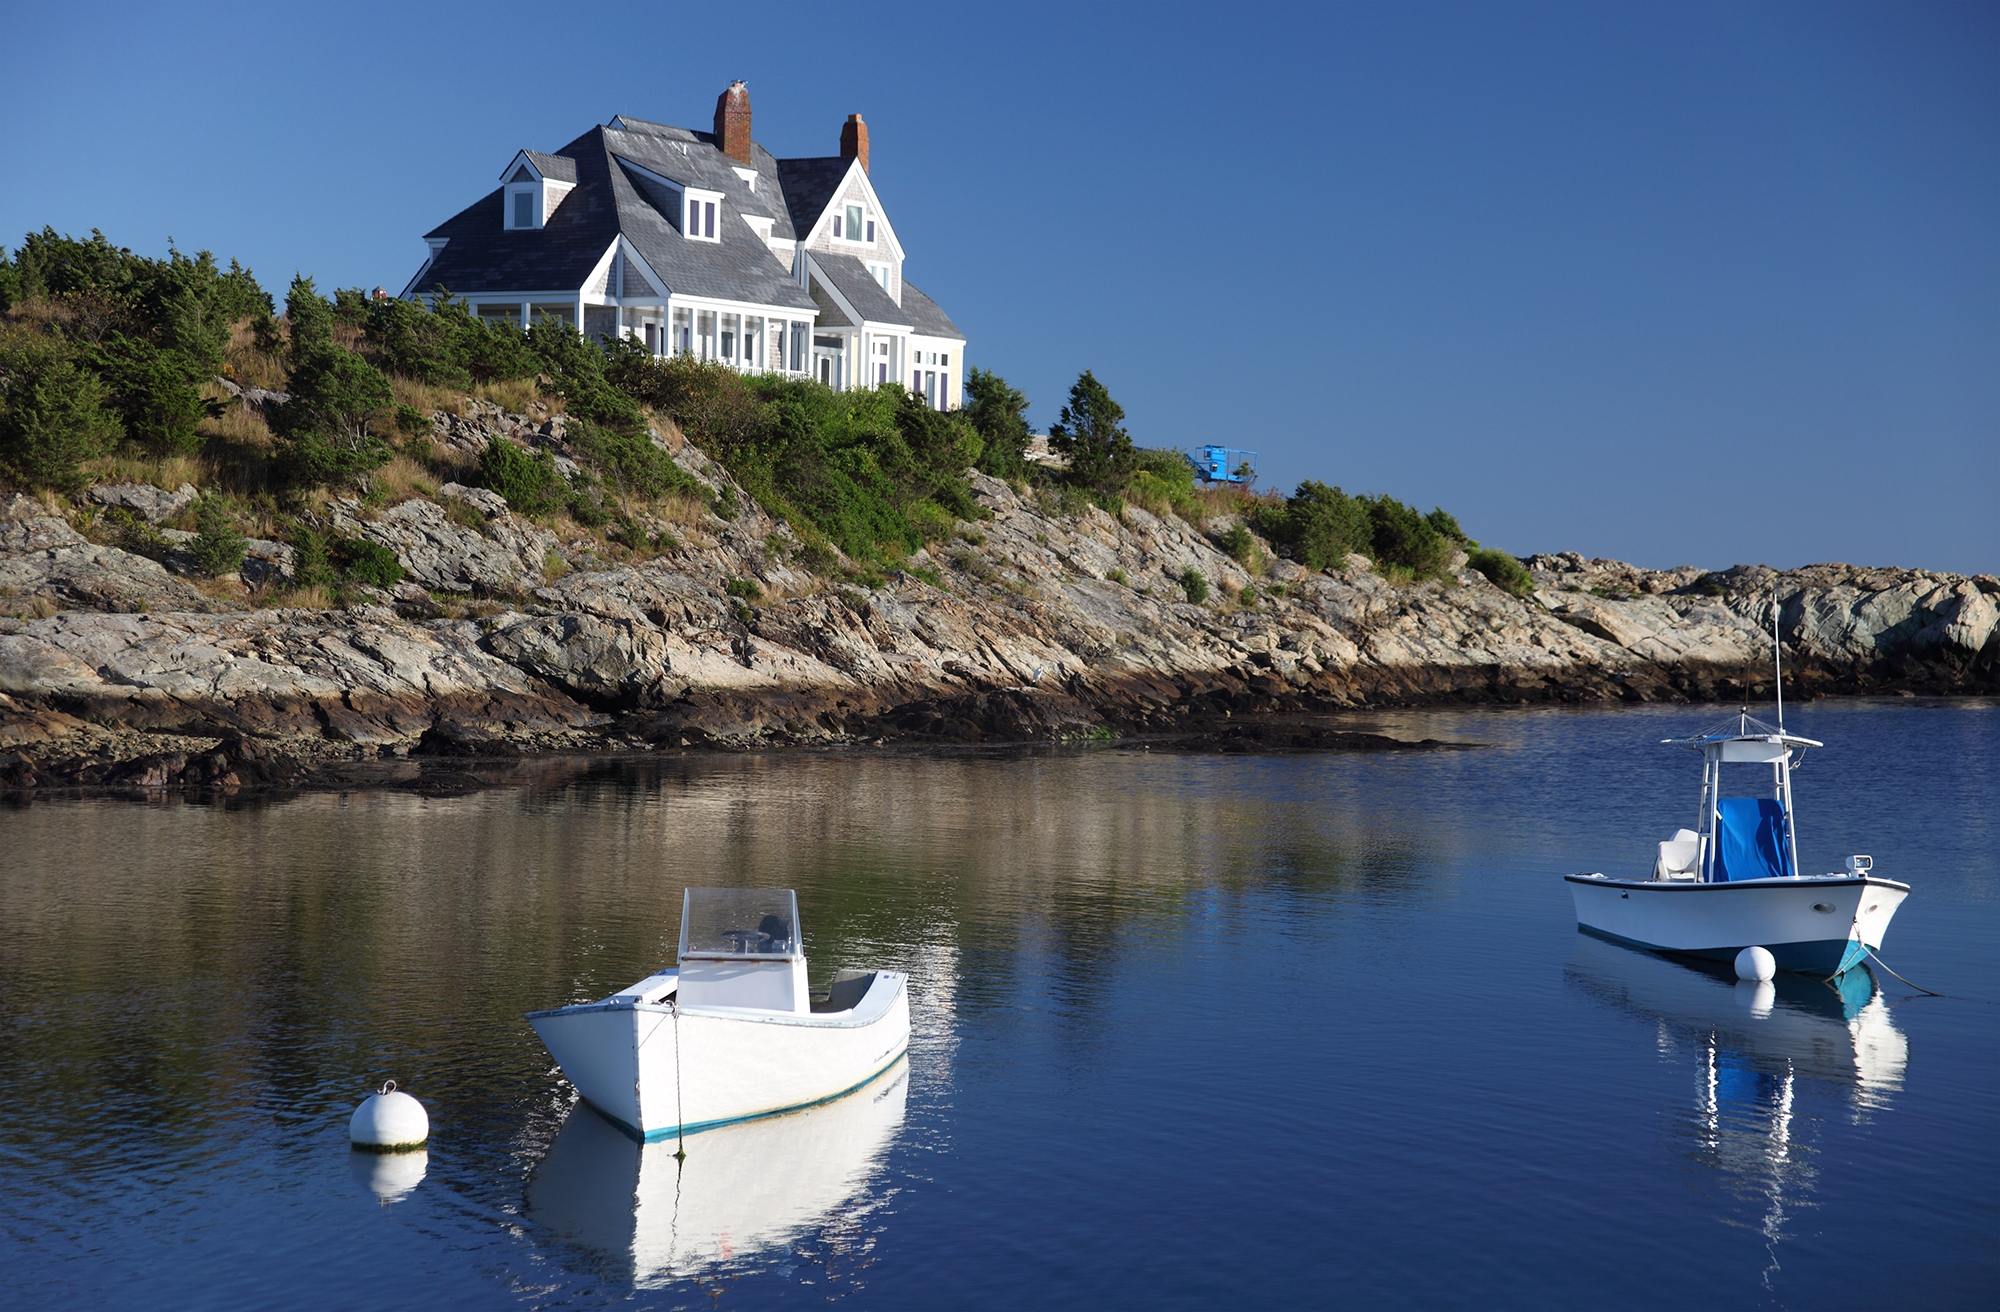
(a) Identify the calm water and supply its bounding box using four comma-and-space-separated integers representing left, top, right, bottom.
2, 701, 1995, 1310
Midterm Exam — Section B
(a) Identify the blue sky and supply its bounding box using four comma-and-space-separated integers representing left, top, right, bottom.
5, 2, 1994, 574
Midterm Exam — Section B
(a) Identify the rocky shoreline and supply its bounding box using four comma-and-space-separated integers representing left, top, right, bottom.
3, 404, 1994, 794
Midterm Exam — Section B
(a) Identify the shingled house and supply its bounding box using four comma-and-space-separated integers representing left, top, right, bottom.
400, 82, 965, 409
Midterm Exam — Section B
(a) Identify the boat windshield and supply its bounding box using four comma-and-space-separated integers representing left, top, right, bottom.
679, 888, 801, 959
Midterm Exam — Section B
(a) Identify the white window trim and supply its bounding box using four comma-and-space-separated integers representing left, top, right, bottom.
827, 200, 874, 246
684, 188, 724, 243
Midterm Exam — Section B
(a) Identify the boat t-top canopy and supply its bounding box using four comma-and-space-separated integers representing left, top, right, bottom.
1663, 710, 1822, 756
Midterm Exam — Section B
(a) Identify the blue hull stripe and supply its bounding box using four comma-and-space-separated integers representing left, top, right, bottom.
1577, 925, 1861, 976
581, 1047, 911, 1144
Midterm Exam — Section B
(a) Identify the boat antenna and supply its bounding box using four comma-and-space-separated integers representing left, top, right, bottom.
1771, 590, 1784, 732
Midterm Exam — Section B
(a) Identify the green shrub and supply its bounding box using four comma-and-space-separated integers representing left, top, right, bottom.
1176, 568, 1209, 604
190, 496, 246, 577
1469, 549, 1533, 598
1238, 584, 1259, 606
1362, 494, 1451, 577
477, 438, 565, 516
965, 367, 1031, 478
724, 576, 763, 602
394, 403, 429, 436
334, 537, 403, 589
0, 338, 122, 491
1215, 523, 1258, 565
288, 525, 338, 589
1254, 480, 1369, 571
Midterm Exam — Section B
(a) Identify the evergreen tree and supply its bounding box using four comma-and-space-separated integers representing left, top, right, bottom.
1048, 370, 1135, 497
0, 342, 123, 491
964, 367, 1030, 478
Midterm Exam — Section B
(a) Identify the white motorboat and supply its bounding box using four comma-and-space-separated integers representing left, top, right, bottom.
529, 1057, 908, 1285
1567, 705, 1911, 975
527, 888, 910, 1142
1565, 607, 1911, 975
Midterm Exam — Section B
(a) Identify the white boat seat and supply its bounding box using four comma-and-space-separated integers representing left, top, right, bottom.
1654, 829, 1701, 881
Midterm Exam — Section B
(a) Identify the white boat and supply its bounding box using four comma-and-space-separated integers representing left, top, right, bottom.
527, 888, 910, 1142
528, 1057, 908, 1285
1567, 708, 1910, 975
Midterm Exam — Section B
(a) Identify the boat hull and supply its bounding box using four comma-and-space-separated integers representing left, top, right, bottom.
528, 971, 910, 1141
1565, 875, 1909, 975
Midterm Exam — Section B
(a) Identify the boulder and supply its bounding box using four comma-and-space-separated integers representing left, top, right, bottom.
89, 482, 199, 524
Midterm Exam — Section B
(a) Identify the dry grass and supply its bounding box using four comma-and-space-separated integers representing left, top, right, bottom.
221, 318, 287, 389
474, 377, 549, 415
386, 375, 557, 424
262, 584, 334, 610
368, 454, 439, 506
79, 452, 212, 492
648, 492, 711, 529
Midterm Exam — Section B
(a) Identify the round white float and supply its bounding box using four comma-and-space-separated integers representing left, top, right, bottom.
1734, 946, 1777, 982
349, 1080, 429, 1151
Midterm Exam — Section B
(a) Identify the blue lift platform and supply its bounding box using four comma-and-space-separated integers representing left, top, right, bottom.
1187, 445, 1258, 485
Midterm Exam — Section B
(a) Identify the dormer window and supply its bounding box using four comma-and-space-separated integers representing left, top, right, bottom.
500, 154, 574, 231
683, 188, 723, 243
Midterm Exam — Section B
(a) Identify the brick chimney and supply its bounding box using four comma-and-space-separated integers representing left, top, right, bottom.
713, 81, 752, 163
840, 113, 869, 173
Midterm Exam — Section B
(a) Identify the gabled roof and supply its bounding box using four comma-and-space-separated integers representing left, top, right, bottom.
810, 253, 906, 326
520, 151, 577, 183
900, 280, 962, 340
774, 157, 851, 239
414, 125, 812, 310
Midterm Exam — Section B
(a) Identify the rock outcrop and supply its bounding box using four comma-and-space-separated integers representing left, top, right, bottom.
2, 407, 1993, 791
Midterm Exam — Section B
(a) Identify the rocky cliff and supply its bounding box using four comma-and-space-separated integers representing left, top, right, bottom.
2, 404, 1993, 790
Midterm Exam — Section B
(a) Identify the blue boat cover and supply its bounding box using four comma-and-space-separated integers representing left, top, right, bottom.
1712, 797, 1790, 882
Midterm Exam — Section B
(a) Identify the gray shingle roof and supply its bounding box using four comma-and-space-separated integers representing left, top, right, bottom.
774, 157, 849, 238
808, 279, 856, 328
811, 253, 907, 326
900, 280, 962, 340
406, 114, 956, 341
414, 125, 810, 310
522, 151, 577, 183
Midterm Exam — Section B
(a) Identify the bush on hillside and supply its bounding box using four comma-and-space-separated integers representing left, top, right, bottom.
0, 332, 123, 491
1470, 548, 1533, 597
0, 228, 269, 467
190, 495, 246, 577
606, 350, 984, 567
964, 366, 1031, 479
477, 438, 567, 517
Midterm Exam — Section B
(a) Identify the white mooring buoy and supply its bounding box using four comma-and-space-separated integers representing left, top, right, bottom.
1734, 946, 1777, 982
349, 1080, 429, 1151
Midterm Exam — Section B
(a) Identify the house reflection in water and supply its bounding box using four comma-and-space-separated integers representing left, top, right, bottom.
528, 1059, 908, 1289
1566, 932, 1908, 1280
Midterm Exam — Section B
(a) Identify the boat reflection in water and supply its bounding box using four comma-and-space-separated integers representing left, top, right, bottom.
528, 1057, 909, 1287
1567, 931, 1907, 1277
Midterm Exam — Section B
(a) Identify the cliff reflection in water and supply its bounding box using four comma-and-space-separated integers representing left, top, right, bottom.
1566, 932, 1908, 1271
530, 1060, 909, 1286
